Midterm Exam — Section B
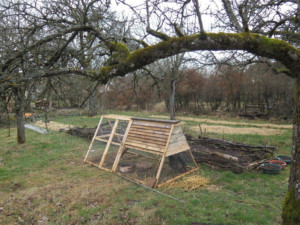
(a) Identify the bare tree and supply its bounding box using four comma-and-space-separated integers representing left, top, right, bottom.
0, 0, 300, 223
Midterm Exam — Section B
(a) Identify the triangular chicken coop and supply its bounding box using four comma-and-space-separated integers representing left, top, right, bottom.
84, 115, 198, 188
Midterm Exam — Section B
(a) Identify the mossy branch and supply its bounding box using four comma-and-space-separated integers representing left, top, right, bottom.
92, 32, 300, 83
146, 27, 170, 41
174, 23, 184, 37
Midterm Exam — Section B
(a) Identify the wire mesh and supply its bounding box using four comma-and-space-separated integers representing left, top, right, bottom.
116, 149, 197, 186
85, 118, 128, 170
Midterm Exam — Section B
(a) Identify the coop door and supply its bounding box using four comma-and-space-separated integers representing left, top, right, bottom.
84, 116, 129, 171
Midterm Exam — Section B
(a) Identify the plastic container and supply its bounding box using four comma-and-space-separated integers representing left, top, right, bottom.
275, 155, 292, 164
269, 160, 287, 169
260, 163, 282, 174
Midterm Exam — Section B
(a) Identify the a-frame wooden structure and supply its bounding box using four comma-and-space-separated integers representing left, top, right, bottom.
84, 115, 198, 188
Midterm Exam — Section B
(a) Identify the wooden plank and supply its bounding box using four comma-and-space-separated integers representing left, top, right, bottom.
96, 134, 111, 139
126, 138, 166, 147
128, 130, 169, 139
188, 148, 199, 168
125, 140, 165, 152
132, 117, 180, 124
126, 134, 167, 145
99, 119, 119, 168
154, 124, 175, 188
129, 127, 170, 134
84, 116, 103, 162
132, 120, 172, 129
112, 120, 133, 172
86, 159, 112, 172
94, 137, 121, 146
130, 124, 170, 132
126, 138, 166, 149
157, 167, 199, 188
125, 138, 165, 148
125, 144, 163, 155
129, 128, 170, 136
127, 132, 169, 142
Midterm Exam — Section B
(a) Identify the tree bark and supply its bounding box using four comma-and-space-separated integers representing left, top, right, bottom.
282, 75, 300, 224
169, 75, 176, 120
14, 87, 26, 144
89, 92, 96, 117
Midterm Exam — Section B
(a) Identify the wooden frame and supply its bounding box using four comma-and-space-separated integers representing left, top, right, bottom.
84, 115, 199, 188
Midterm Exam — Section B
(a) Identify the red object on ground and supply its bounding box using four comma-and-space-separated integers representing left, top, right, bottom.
269, 160, 287, 169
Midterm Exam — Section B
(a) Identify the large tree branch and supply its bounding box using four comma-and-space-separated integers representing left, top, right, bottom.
221, 0, 243, 32
1, 25, 97, 72
91, 32, 300, 83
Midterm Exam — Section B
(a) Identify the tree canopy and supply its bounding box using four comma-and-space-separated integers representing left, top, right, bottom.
0, 0, 300, 224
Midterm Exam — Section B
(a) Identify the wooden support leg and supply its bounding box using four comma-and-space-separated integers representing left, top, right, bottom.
112, 120, 132, 172
154, 155, 166, 188
99, 119, 119, 168
154, 124, 175, 188
84, 116, 103, 162
188, 148, 199, 168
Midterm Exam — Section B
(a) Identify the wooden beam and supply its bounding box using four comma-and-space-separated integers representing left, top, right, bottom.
154, 124, 175, 188
84, 116, 103, 162
112, 120, 133, 172
99, 119, 119, 168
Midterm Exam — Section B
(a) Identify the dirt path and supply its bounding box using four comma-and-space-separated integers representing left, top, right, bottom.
150, 115, 292, 129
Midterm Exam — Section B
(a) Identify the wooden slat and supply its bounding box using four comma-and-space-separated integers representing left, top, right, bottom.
99, 119, 119, 167
188, 148, 199, 168
129, 128, 170, 136
112, 120, 133, 172
130, 124, 170, 132
132, 120, 172, 129
126, 137, 166, 148
127, 133, 168, 144
127, 131, 169, 141
94, 137, 121, 146
125, 140, 165, 152
154, 124, 175, 188
84, 116, 103, 162
96, 134, 111, 139
125, 144, 164, 155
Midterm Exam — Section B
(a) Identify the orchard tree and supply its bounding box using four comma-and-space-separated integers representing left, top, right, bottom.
1, 0, 300, 223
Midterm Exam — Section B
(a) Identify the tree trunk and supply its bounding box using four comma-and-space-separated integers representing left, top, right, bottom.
169, 75, 176, 120
282, 76, 300, 224
89, 92, 96, 117
14, 88, 26, 144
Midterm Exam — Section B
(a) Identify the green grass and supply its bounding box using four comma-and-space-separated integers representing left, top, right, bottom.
0, 112, 292, 224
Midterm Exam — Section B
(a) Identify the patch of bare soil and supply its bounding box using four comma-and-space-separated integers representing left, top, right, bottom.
34, 120, 74, 131
150, 115, 292, 129
190, 124, 283, 136
187, 134, 275, 173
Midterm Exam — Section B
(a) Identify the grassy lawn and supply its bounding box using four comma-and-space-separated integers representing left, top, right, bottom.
0, 112, 292, 224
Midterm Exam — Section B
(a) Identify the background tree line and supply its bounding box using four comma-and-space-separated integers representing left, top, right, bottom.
102, 62, 293, 119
